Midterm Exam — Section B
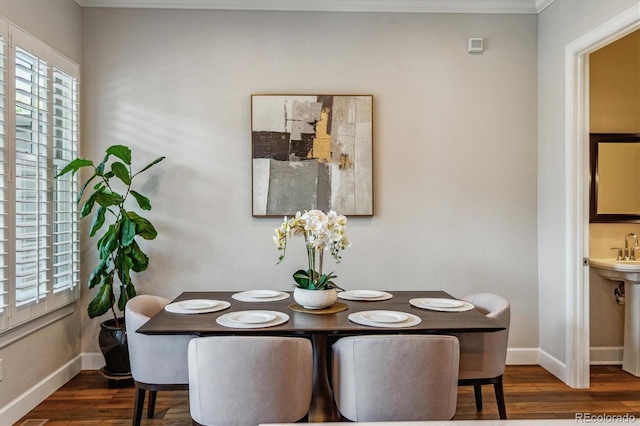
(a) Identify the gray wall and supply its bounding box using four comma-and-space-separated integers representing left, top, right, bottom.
80, 8, 539, 354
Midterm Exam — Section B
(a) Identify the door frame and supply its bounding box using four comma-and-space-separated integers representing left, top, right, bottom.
566, 5, 640, 388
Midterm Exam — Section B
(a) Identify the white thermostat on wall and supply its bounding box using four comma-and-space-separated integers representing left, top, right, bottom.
468, 37, 484, 53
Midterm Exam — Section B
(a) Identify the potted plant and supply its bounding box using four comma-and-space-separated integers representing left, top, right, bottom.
56, 145, 165, 376
273, 209, 350, 309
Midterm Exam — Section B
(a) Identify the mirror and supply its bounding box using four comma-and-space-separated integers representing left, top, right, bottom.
590, 133, 640, 222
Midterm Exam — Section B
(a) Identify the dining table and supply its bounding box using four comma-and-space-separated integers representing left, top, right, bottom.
137, 290, 505, 422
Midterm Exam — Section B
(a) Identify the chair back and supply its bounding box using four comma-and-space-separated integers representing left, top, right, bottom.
125, 295, 192, 385
458, 293, 511, 380
188, 336, 313, 426
332, 334, 459, 422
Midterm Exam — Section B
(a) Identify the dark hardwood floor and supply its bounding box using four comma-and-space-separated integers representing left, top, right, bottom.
15, 365, 640, 425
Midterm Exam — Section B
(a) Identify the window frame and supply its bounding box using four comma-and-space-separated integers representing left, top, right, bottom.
0, 19, 80, 334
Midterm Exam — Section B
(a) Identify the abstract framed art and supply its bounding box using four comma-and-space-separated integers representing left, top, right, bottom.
251, 95, 373, 217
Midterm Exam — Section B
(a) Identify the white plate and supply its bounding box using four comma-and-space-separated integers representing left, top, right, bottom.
337, 290, 393, 301
360, 310, 408, 323
231, 291, 290, 302
418, 298, 464, 308
165, 300, 230, 314
409, 298, 475, 312
227, 311, 277, 324
243, 290, 281, 298
174, 299, 219, 310
348, 311, 421, 328
216, 310, 289, 329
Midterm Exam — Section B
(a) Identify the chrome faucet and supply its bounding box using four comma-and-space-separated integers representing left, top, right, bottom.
625, 233, 639, 260
610, 233, 639, 260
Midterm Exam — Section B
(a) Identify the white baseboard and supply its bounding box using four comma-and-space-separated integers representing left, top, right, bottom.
81, 351, 105, 370
0, 355, 83, 426
538, 347, 568, 384
506, 347, 539, 365
590, 346, 623, 365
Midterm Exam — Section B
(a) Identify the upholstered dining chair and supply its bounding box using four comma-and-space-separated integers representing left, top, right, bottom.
331, 335, 460, 422
457, 293, 511, 419
188, 335, 313, 426
125, 295, 192, 426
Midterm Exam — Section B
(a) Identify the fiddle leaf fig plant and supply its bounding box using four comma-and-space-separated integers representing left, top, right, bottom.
56, 145, 165, 326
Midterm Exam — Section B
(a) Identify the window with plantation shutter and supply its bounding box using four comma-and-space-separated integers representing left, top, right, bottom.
0, 19, 7, 331
0, 21, 79, 332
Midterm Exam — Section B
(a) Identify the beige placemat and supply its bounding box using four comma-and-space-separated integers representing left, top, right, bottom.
289, 301, 348, 314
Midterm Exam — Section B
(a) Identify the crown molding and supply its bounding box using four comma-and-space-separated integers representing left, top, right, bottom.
74, 0, 555, 14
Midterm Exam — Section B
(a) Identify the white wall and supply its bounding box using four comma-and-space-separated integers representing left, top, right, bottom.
537, 0, 640, 380
0, 0, 82, 422
81, 8, 539, 355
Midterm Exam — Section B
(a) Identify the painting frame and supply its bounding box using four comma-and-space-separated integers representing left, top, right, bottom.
251, 94, 374, 217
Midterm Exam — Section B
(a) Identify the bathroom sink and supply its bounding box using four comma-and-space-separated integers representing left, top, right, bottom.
590, 258, 640, 377
590, 258, 640, 273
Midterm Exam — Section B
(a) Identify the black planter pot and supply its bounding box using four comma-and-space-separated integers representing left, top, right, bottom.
99, 317, 131, 377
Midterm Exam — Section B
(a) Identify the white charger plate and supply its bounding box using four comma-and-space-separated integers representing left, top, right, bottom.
360, 310, 408, 323
349, 310, 421, 328
232, 290, 290, 302
409, 298, 474, 312
227, 311, 277, 324
165, 300, 230, 314
216, 310, 289, 329
174, 299, 219, 310
337, 290, 393, 301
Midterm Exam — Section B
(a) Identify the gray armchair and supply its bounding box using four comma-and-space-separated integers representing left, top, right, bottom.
457, 293, 511, 419
331, 334, 460, 421
188, 335, 313, 425
125, 295, 192, 426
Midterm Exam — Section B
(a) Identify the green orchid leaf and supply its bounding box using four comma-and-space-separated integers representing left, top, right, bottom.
55, 158, 93, 178
111, 161, 131, 185
89, 206, 106, 237
107, 145, 132, 165
87, 275, 114, 318
130, 190, 151, 210
127, 211, 157, 240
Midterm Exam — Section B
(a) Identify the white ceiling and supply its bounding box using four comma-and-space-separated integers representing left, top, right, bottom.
74, 0, 555, 14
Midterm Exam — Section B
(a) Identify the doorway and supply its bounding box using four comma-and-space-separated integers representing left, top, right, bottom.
567, 7, 640, 388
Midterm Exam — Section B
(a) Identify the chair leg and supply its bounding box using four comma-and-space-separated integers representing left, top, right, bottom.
493, 376, 507, 419
473, 384, 483, 411
132, 386, 146, 426
147, 390, 158, 418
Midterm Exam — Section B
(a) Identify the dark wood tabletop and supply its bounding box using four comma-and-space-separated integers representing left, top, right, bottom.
137, 290, 505, 336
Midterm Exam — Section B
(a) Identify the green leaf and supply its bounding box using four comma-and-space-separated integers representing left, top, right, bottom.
87, 274, 114, 318
88, 260, 107, 289
127, 211, 157, 240
128, 241, 149, 272
55, 158, 93, 178
95, 191, 124, 207
136, 156, 165, 176
119, 213, 136, 247
97, 225, 118, 258
89, 206, 107, 237
107, 145, 132, 165
111, 162, 131, 185
130, 190, 151, 210
293, 269, 313, 289
117, 283, 136, 311
77, 173, 98, 204
115, 251, 133, 286
80, 190, 99, 218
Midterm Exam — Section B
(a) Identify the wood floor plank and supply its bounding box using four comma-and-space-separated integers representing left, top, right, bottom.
15, 365, 640, 424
